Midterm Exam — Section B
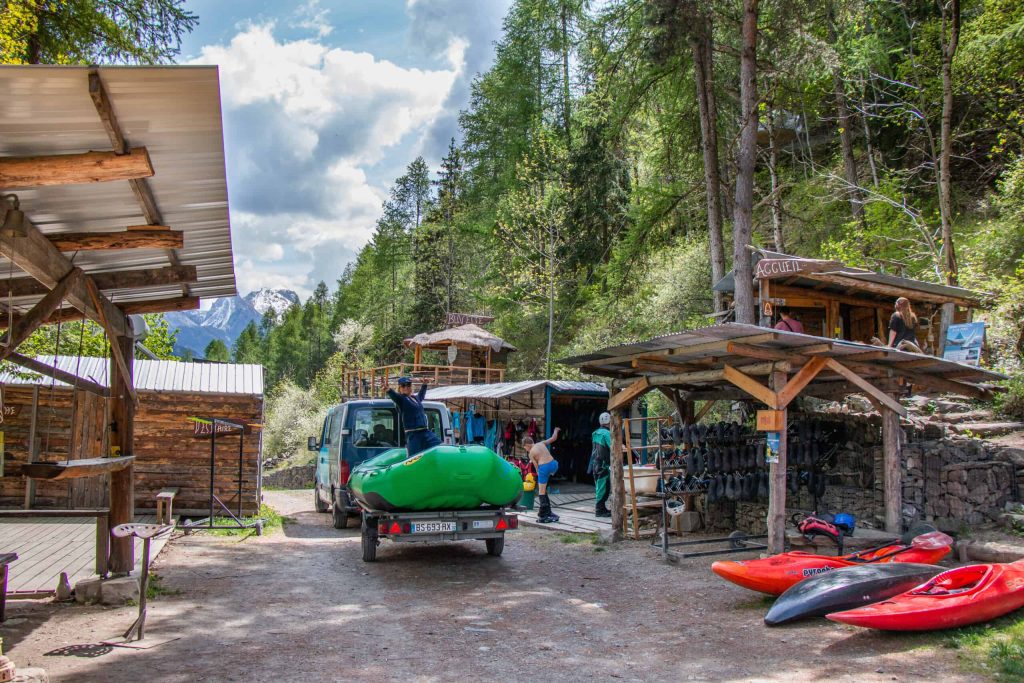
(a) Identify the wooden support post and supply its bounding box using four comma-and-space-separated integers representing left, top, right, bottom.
109, 333, 135, 574
882, 404, 903, 534
609, 410, 625, 542
767, 370, 789, 554
23, 386, 39, 509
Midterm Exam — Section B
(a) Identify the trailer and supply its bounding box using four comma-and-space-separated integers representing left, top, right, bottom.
359, 507, 518, 562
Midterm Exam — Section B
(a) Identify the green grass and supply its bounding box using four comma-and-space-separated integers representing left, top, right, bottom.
945, 612, 1024, 680
145, 572, 181, 600
559, 533, 588, 544
198, 503, 288, 537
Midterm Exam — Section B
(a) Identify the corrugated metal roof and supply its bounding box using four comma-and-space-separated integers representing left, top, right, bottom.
0, 65, 235, 312
713, 249, 987, 305
425, 380, 607, 401
0, 356, 263, 395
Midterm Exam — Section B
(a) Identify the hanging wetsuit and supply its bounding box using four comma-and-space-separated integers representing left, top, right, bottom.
387, 384, 442, 457
472, 412, 486, 444
484, 419, 499, 450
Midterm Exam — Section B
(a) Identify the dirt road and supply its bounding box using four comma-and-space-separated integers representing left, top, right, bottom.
1, 490, 981, 682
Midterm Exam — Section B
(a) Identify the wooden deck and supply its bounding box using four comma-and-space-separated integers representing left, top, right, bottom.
520, 491, 613, 534
0, 514, 173, 593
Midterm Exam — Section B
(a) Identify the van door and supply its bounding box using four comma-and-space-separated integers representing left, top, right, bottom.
316, 408, 336, 488
327, 405, 344, 485
341, 405, 400, 480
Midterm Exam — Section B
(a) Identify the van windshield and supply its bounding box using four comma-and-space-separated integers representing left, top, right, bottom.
352, 407, 398, 448
425, 409, 444, 442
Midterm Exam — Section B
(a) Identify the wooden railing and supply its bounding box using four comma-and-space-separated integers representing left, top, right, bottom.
341, 364, 505, 398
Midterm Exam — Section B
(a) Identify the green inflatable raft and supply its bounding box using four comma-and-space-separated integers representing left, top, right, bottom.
349, 444, 524, 512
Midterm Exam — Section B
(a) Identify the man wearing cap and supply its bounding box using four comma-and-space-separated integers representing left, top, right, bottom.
589, 412, 613, 518
387, 377, 442, 457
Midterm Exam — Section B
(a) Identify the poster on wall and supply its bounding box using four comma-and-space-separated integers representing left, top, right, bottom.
943, 322, 985, 366
766, 431, 780, 464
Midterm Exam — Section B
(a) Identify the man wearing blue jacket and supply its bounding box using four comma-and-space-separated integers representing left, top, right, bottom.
387, 377, 442, 456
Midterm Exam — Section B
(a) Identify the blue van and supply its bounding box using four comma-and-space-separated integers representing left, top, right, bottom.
309, 398, 452, 529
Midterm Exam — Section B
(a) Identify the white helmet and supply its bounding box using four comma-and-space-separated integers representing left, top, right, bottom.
599, 412, 611, 425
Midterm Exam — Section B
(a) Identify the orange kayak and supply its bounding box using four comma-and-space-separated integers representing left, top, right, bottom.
828, 560, 1024, 631
712, 532, 953, 596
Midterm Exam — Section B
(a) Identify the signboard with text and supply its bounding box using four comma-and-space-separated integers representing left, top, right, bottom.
446, 312, 495, 327
754, 258, 841, 280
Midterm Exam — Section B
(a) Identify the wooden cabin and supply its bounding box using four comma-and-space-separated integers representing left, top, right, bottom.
714, 250, 987, 354
0, 358, 264, 516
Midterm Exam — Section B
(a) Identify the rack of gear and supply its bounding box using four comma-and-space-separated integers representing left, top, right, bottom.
783, 417, 842, 511
654, 420, 771, 559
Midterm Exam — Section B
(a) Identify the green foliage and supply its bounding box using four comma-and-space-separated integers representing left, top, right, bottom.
263, 379, 328, 459
203, 339, 229, 362
203, 503, 285, 537
141, 314, 177, 359
0, 0, 197, 65
231, 322, 262, 364
995, 373, 1024, 420
946, 611, 1024, 680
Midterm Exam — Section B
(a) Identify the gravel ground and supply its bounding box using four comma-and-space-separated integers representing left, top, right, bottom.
0, 490, 983, 682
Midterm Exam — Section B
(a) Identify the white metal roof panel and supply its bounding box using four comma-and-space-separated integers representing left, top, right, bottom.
425, 380, 607, 401
0, 65, 235, 311
0, 356, 263, 395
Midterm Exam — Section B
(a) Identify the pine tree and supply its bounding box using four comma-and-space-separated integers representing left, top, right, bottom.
204, 339, 230, 362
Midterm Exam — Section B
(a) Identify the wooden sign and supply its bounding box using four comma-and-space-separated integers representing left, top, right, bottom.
754, 258, 840, 280
192, 419, 250, 439
446, 312, 495, 326
0, 405, 21, 424
756, 410, 786, 432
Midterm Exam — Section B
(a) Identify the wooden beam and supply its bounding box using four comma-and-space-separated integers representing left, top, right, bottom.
896, 368, 992, 401
0, 265, 196, 298
593, 332, 777, 369
609, 410, 625, 542
84, 277, 137, 406
89, 69, 127, 153
693, 399, 718, 423
882, 406, 902, 533
843, 350, 889, 362
823, 359, 907, 417
645, 360, 791, 389
5, 352, 108, 396
47, 229, 182, 252
0, 213, 129, 337
776, 356, 828, 407
608, 376, 651, 411
767, 370, 789, 554
722, 364, 779, 407
726, 341, 833, 362
108, 332, 135, 573
0, 267, 82, 358
0, 148, 153, 188
0, 294, 200, 329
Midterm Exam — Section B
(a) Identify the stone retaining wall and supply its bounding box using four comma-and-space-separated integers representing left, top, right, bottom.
264, 463, 316, 489
724, 412, 1024, 535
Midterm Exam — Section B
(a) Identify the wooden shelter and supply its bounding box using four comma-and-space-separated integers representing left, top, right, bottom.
342, 324, 515, 397
714, 250, 987, 353
561, 323, 1003, 551
0, 65, 236, 573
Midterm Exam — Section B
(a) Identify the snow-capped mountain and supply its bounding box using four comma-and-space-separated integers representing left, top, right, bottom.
245, 288, 299, 319
164, 288, 299, 358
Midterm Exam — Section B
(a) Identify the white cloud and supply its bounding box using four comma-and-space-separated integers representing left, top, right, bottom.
192, 23, 465, 295
292, 0, 333, 39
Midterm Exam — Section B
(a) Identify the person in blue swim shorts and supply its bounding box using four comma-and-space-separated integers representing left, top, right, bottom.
524, 426, 561, 524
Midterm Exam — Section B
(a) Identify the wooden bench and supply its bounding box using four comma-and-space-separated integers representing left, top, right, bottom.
1, 552, 18, 622
156, 488, 179, 525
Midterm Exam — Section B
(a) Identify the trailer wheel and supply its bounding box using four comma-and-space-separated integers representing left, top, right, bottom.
314, 485, 329, 513
485, 536, 505, 557
728, 530, 748, 549
361, 520, 378, 562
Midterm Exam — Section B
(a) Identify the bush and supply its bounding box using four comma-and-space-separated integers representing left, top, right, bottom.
262, 380, 328, 459
995, 373, 1024, 420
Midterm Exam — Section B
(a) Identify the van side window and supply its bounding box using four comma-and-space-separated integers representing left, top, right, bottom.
329, 408, 343, 449
321, 413, 333, 446
352, 408, 397, 448
425, 409, 444, 441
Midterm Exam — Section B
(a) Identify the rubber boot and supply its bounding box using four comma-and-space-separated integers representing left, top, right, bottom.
538, 494, 559, 524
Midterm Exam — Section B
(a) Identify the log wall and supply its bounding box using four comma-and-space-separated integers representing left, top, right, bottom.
0, 386, 263, 516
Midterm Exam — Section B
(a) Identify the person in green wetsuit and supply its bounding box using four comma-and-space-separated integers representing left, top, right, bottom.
589, 412, 612, 518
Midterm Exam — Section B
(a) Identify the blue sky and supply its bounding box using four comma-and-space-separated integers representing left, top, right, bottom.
179, 0, 510, 299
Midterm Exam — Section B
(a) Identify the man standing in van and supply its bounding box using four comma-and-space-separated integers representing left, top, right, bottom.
387, 377, 442, 457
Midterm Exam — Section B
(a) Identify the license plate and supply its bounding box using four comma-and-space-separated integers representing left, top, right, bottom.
412, 521, 457, 533
472, 520, 494, 529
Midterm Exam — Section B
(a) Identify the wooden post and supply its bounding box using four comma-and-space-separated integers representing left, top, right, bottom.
767, 370, 789, 554
609, 410, 625, 542
882, 403, 903, 534
109, 333, 135, 574
23, 386, 39, 509
623, 417, 640, 539
938, 302, 954, 356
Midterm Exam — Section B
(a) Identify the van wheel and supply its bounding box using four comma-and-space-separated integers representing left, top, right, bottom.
314, 484, 329, 513
332, 501, 350, 529
485, 537, 504, 557
362, 519, 378, 562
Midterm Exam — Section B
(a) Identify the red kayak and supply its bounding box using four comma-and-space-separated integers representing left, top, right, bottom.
827, 560, 1024, 631
712, 532, 953, 596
